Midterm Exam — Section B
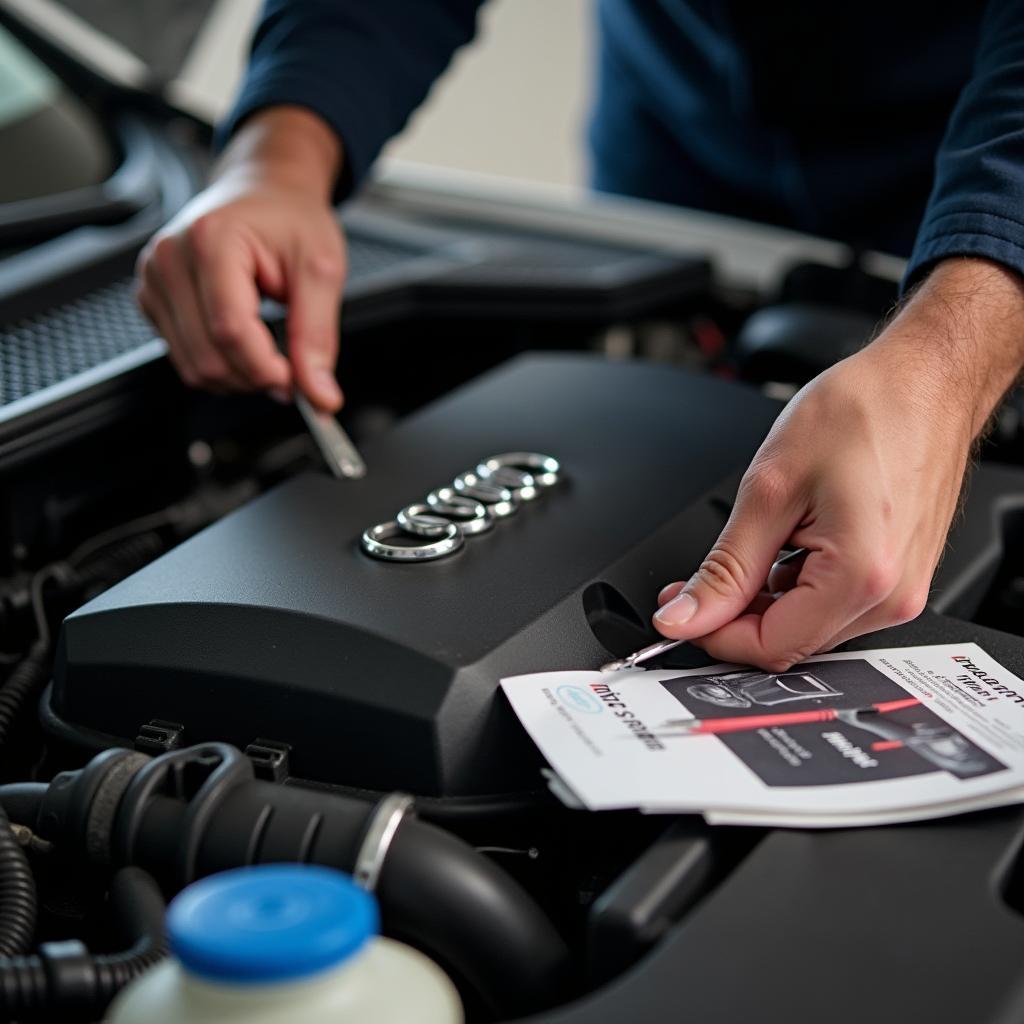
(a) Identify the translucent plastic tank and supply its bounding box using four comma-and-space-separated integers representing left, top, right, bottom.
106, 864, 463, 1024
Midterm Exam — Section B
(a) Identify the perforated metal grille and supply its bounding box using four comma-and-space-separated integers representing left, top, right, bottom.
348, 233, 428, 276
0, 278, 153, 407
0, 234, 432, 409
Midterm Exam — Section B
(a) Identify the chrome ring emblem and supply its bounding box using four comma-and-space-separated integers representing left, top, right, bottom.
451, 474, 519, 517
361, 520, 464, 562
361, 452, 562, 562
479, 452, 560, 492
396, 503, 454, 537
425, 489, 494, 535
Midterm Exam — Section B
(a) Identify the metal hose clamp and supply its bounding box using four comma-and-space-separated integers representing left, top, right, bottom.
353, 792, 415, 891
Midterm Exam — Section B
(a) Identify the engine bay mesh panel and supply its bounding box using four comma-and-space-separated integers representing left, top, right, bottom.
0, 278, 152, 406
0, 235, 431, 407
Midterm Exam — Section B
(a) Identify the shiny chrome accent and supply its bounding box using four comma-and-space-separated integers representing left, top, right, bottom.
353, 793, 415, 891
452, 473, 519, 517
295, 393, 366, 479
397, 503, 454, 537
361, 452, 562, 562
601, 638, 684, 672
426, 489, 494, 535
478, 452, 561, 490
361, 520, 464, 561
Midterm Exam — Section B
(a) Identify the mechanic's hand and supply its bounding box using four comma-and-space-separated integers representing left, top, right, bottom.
136, 106, 345, 411
653, 257, 1024, 671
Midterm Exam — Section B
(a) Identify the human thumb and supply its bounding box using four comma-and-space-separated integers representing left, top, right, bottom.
653, 471, 796, 640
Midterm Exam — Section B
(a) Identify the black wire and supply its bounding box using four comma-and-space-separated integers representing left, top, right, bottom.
28, 568, 61, 651
21, 506, 181, 654
66, 508, 184, 569
0, 868, 166, 1018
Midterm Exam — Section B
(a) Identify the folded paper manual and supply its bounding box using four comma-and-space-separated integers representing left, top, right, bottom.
500, 643, 1024, 827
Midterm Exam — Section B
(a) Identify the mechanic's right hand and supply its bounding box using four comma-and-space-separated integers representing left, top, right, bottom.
136, 106, 345, 411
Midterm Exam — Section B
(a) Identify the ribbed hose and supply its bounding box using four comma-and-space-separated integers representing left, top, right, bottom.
0, 955, 47, 1014
0, 868, 165, 1018
74, 533, 165, 590
0, 645, 48, 753
0, 806, 36, 957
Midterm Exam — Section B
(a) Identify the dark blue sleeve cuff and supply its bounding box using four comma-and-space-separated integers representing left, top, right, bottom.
901, 0, 1024, 294
904, 209, 1024, 292
217, 71, 380, 200
215, 1, 482, 202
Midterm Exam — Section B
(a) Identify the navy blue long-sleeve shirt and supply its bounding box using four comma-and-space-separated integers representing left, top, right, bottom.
223, 1, 1024, 287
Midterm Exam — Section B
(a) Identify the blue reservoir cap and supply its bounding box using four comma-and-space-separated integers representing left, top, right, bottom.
167, 865, 378, 984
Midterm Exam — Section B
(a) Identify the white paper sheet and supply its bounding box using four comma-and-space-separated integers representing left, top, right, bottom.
501, 643, 1024, 826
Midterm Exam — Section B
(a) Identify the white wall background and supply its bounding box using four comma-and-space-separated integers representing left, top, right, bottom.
384, 0, 592, 187
193, 0, 592, 188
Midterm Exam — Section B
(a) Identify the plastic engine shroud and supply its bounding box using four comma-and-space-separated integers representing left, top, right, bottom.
48, 354, 783, 796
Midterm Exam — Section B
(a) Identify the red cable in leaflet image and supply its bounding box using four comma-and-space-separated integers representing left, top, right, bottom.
659, 659, 1007, 786
666, 697, 922, 735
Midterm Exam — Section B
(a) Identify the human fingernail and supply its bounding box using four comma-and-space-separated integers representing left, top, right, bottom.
655, 592, 698, 627
314, 369, 343, 408
268, 387, 290, 404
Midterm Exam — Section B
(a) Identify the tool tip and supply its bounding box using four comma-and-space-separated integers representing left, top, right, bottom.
599, 658, 631, 672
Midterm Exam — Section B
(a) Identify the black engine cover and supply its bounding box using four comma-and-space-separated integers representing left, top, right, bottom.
48, 354, 782, 795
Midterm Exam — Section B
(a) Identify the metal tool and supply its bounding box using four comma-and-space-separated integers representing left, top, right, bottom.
600, 638, 684, 672
295, 393, 366, 479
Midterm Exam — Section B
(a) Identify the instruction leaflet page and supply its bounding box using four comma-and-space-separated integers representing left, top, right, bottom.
500, 644, 1024, 824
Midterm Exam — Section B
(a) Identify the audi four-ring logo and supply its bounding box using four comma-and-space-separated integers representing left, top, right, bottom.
361, 452, 563, 562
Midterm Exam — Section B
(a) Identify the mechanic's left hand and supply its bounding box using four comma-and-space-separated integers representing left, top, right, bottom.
652, 257, 1024, 671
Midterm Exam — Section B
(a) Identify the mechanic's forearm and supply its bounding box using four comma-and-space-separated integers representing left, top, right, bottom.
874, 258, 1024, 442
213, 105, 343, 202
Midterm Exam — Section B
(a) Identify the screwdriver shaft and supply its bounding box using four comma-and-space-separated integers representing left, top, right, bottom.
295, 393, 366, 479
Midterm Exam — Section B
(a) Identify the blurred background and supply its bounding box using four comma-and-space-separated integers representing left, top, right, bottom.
55, 0, 593, 187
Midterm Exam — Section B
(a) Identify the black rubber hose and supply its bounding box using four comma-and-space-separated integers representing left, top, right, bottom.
73, 532, 165, 590
92, 866, 168, 1000
0, 868, 165, 1018
0, 806, 36, 957
131, 785, 569, 1015
0, 955, 47, 1016
0, 645, 48, 753
0, 783, 47, 826
130, 778, 571, 1014
379, 818, 570, 1016
37, 744, 572, 1016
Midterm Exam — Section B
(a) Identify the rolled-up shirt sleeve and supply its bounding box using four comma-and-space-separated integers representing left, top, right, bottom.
905, 0, 1024, 287
218, 0, 484, 197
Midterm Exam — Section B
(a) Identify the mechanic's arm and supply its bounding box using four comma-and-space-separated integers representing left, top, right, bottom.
654, 257, 1024, 670
136, 0, 483, 409
654, 0, 1024, 670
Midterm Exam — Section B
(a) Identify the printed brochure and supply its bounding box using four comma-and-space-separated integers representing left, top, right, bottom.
500, 643, 1024, 826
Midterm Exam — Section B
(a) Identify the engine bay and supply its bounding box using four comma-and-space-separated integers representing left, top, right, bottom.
6, 15, 1024, 1019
